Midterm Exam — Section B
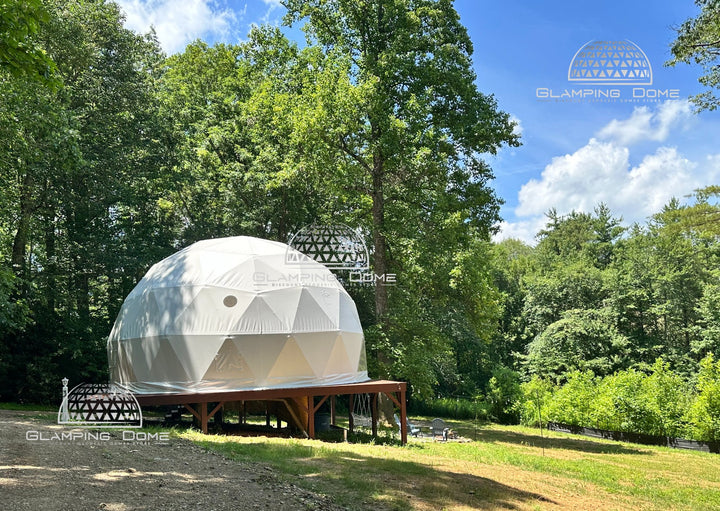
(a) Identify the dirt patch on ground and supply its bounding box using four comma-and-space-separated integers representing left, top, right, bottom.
0, 409, 342, 511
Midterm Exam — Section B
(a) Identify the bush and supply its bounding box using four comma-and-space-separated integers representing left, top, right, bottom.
687, 353, 720, 442
409, 397, 488, 421
515, 358, 699, 439
486, 366, 521, 424
517, 376, 554, 427
545, 370, 596, 427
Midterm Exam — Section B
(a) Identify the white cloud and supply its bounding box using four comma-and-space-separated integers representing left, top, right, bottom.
516, 139, 631, 218
515, 140, 703, 225
493, 217, 547, 244
596, 99, 693, 146
498, 100, 719, 244
116, 0, 239, 54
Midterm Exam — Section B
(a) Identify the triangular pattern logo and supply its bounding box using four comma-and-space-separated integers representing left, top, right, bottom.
568, 40, 652, 85
286, 224, 370, 271
58, 381, 142, 428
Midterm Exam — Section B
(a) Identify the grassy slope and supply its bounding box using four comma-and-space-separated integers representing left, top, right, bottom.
181, 420, 720, 511
4, 404, 717, 510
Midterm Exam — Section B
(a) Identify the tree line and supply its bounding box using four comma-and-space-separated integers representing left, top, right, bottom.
0, 0, 517, 402
1, 0, 718, 420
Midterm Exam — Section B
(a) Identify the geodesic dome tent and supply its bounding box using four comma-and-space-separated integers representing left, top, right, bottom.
107, 236, 368, 394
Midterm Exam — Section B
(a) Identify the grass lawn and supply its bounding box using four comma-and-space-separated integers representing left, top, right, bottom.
180, 417, 720, 511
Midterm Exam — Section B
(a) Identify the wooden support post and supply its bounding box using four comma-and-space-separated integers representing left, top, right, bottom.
399, 389, 407, 445
307, 396, 315, 439
371, 393, 378, 438
265, 404, 271, 427
184, 403, 201, 423
200, 402, 208, 434
348, 394, 355, 434
330, 395, 336, 426
280, 399, 308, 438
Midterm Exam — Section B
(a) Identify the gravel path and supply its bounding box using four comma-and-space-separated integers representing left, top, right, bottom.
0, 409, 343, 511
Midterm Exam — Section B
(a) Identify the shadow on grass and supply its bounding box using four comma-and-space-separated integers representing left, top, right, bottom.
191, 437, 558, 510
474, 428, 650, 455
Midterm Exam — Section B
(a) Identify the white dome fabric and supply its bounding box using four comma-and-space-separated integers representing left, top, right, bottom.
107, 236, 369, 394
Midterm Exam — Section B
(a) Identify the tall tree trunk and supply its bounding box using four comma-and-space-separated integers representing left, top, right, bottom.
44, 211, 57, 314
370, 123, 388, 323
11, 172, 34, 278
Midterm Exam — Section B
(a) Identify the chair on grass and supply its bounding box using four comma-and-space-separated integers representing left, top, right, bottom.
394, 414, 421, 437
431, 418, 448, 441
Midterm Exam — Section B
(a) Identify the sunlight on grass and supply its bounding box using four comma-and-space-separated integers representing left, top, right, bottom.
179, 421, 720, 511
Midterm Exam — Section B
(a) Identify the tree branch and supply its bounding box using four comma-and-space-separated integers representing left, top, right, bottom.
337, 135, 372, 173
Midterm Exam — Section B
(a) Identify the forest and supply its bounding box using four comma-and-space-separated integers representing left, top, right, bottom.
1, 0, 719, 441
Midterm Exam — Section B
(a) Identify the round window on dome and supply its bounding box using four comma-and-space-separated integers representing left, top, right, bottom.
223, 295, 238, 308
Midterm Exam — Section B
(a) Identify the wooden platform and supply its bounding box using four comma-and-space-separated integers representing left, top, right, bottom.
133, 379, 408, 444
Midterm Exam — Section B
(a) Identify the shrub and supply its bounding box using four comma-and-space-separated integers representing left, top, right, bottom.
545, 370, 595, 427
409, 397, 488, 421
486, 366, 521, 424
517, 376, 554, 427
687, 353, 720, 442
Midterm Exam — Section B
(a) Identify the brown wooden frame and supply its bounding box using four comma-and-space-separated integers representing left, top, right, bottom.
134, 379, 408, 444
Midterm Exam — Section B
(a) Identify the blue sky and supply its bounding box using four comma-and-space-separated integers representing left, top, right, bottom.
116, 0, 720, 243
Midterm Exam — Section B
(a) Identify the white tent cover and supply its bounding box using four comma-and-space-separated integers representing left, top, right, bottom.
107, 236, 369, 394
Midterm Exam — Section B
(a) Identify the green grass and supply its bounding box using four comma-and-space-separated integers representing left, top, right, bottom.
6, 404, 719, 510
178, 419, 720, 511
0, 402, 57, 411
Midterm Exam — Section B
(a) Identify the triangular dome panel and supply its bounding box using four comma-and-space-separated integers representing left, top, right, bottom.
235, 296, 288, 333
292, 288, 337, 332
267, 336, 316, 379
147, 337, 190, 382
234, 334, 289, 384
323, 335, 353, 376
293, 332, 339, 377
202, 338, 255, 381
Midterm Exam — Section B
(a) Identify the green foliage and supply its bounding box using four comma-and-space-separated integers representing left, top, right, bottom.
486, 366, 521, 424
409, 396, 488, 421
525, 308, 629, 380
687, 353, 720, 441
694, 277, 720, 358
667, 0, 720, 111
544, 370, 596, 427
516, 376, 553, 427
0, 0, 58, 85
515, 358, 716, 441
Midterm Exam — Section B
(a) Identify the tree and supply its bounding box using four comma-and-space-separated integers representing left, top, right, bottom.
281, 0, 518, 399
668, 0, 720, 111
524, 308, 629, 381
0, 0, 57, 85
0, 0, 171, 401
157, 30, 327, 245
283, 0, 519, 323
687, 353, 720, 441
